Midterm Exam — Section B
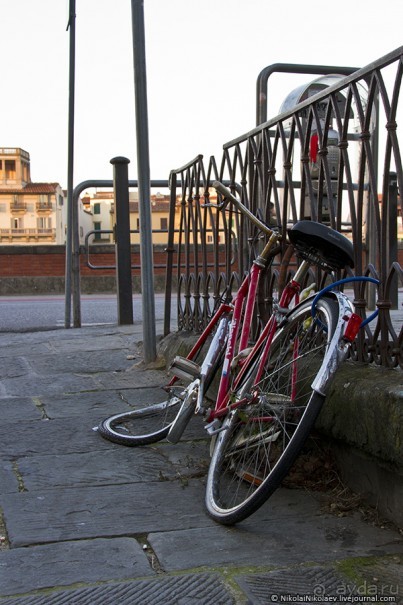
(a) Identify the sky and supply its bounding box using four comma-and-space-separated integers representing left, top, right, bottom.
1, 0, 403, 189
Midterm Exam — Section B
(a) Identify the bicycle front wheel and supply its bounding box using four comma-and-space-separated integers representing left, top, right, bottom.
97, 393, 183, 446
205, 295, 341, 525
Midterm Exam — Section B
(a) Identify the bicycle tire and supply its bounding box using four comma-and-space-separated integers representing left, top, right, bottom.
97, 395, 183, 446
205, 295, 341, 525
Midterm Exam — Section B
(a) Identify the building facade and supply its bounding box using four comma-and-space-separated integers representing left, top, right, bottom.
0, 148, 220, 247
0, 148, 66, 244
82, 189, 172, 245
0, 148, 93, 245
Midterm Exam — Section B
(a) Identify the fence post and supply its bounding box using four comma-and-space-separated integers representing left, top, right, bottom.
111, 156, 134, 325
388, 171, 398, 309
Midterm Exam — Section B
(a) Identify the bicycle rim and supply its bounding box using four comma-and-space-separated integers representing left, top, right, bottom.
97, 394, 183, 446
205, 295, 340, 524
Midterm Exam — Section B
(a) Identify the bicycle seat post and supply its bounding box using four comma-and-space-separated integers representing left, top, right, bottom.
293, 259, 311, 284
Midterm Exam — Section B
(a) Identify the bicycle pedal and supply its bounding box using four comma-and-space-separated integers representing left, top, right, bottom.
170, 356, 201, 382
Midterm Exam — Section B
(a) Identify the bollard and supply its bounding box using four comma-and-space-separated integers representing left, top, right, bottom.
111, 156, 134, 325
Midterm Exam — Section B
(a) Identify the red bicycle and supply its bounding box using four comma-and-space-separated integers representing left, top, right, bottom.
97, 182, 378, 525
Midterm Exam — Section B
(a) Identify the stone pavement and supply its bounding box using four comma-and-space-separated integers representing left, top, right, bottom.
0, 323, 402, 604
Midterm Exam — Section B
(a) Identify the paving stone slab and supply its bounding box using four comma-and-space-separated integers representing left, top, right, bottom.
0, 573, 235, 604
0, 356, 33, 380
235, 565, 354, 603
0, 372, 99, 398
92, 368, 168, 390
0, 537, 152, 596
235, 559, 403, 603
45, 334, 133, 354
0, 460, 19, 494
0, 414, 206, 461
157, 440, 210, 474
353, 559, 403, 600
148, 490, 403, 571
0, 479, 211, 547
0, 341, 51, 360
12, 441, 209, 491
0, 417, 111, 457
40, 386, 167, 419
27, 350, 136, 375
0, 397, 41, 422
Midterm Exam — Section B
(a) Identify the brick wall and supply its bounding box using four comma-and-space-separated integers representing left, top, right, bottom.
0, 245, 170, 294
0, 244, 402, 295
0, 245, 168, 278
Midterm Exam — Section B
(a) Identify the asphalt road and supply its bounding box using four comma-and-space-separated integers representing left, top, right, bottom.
0, 293, 175, 332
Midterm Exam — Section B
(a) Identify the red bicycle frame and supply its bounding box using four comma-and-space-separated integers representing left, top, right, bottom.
209, 263, 310, 423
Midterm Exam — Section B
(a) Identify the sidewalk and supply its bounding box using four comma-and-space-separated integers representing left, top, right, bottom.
0, 323, 402, 604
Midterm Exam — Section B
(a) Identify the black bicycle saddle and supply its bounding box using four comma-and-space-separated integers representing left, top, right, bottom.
288, 220, 354, 270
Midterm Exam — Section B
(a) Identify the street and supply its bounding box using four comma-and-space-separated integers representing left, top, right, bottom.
0, 293, 176, 332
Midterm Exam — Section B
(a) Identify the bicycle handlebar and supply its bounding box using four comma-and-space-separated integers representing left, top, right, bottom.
212, 181, 275, 237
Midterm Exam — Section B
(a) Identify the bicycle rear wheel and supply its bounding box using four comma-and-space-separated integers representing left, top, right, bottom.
205, 295, 341, 525
97, 392, 183, 446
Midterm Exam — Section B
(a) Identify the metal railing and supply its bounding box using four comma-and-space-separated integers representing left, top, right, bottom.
66, 178, 171, 328
166, 47, 403, 369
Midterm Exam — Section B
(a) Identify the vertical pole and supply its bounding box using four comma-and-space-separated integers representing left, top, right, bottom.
64, 0, 76, 328
366, 95, 379, 311
111, 156, 134, 325
131, 0, 156, 362
164, 171, 177, 336
388, 172, 398, 309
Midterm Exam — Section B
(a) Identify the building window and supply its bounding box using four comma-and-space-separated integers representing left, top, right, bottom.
12, 217, 22, 229
5, 160, 16, 179
136, 218, 140, 230
37, 217, 52, 230
160, 217, 168, 231
93, 203, 101, 214
94, 222, 102, 241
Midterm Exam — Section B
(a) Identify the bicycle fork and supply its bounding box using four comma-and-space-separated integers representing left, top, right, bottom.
311, 291, 361, 396
167, 315, 231, 444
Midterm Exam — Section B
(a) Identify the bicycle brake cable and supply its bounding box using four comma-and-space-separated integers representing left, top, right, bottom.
311, 276, 380, 330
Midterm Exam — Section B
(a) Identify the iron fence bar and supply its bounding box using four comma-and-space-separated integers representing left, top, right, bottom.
167, 48, 403, 369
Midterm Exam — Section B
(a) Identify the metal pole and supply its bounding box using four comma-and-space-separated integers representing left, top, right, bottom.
131, 0, 156, 362
164, 171, 177, 336
111, 156, 134, 324
64, 0, 76, 328
366, 95, 379, 311
388, 172, 398, 309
